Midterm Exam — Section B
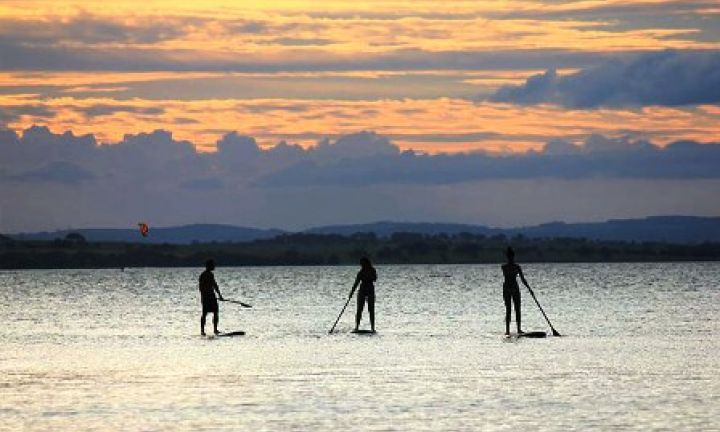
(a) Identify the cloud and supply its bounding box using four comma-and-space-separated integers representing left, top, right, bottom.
257, 134, 720, 186
214, 132, 264, 175
0, 16, 188, 45
0, 126, 210, 187
0, 126, 97, 170
212, 131, 400, 177
3, 126, 720, 189
3, 94, 718, 156
76, 104, 165, 117
5, 161, 95, 184
489, 50, 720, 107
0, 129, 19, 145
225, 20, 270, 34
216, 132, 262, 160
0, 2, 717, 77
492, 1, 717, 20
0, 105, 56, 124
262, 38, 335, 46
0, 38, 613, 72
172, 117, 201, 125
310, 131, 400, 162
544, 135, 656, 155
97, 130, 207, 184
2, 125, 720, 232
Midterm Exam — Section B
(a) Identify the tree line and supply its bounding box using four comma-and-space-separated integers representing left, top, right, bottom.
1, 231, 719, 269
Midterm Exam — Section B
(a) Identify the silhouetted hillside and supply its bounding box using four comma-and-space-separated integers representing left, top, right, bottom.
8, 216, 720, 245
306, 216, 720, 244
12, 224, 283, 244
306, 221, 497, 237
506, 216, 720, 243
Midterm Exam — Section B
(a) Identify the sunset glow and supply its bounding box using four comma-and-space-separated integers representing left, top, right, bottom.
1, 0, 718, 153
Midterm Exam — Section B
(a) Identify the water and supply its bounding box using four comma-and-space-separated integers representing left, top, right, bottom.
1, 263, 718, 431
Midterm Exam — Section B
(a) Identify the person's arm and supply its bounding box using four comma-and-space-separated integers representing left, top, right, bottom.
518, 265, 530, 289
212, 274, 224, 301
348, 274, 360, 298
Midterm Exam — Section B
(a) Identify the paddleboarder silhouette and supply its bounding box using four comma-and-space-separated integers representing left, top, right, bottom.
348, 257, 377, 333
502, 246, 529, 336
199, 259, 224, 336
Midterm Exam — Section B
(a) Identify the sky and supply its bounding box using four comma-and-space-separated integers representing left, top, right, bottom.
0, 0, 719, 232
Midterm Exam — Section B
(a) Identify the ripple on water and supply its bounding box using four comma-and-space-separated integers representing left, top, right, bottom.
0, 264, 718, 431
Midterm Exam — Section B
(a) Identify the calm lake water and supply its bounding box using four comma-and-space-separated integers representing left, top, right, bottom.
1, 263, 719, 431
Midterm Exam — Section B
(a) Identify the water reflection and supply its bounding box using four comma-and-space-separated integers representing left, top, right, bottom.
1, 263, 718, 431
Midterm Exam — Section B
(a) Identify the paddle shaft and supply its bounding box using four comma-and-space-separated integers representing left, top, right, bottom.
221, 299, 252, 308
329, 295, 353, 334
526, 286, 561, 336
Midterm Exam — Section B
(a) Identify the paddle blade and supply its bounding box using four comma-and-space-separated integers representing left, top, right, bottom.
552, 328, 562, 337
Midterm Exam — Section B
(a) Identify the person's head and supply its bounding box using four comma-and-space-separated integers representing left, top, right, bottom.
360, 256, 372, 269
505, 246, 515, 262
205, 259, 215, 271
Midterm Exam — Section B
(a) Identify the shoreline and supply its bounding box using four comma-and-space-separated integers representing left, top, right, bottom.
3, 233, 719, 269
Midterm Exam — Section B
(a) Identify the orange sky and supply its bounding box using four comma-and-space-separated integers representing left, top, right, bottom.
1, 0, 719, 152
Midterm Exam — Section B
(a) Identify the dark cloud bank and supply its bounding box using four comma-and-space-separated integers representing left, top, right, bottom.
1, 126, 719, 188
2, 126, 719, 233
489, 50, 720, 107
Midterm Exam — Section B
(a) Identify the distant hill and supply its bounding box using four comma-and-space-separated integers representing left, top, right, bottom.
9, 216, 720, 244
11, 224, 284, 244
305, 216, 720, 244
305, 221, 498, 237
505, 216, 720, 243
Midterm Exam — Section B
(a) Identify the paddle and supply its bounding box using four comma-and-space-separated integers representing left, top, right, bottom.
526, 285, 561, 336
221, 299, 252, 308
328, 295, 353, 334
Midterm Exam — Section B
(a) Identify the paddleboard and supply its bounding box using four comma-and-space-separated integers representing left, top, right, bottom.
351, 329, 376, 335
504, 331, 547, 339
519, 331, 546, 338
504, 331, 547, 338
217, 331, 246, 337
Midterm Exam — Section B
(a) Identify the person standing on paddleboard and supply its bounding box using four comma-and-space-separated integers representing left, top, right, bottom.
199, 259, 224, 336
502, 247, 529, 336
348, 257, 377, 333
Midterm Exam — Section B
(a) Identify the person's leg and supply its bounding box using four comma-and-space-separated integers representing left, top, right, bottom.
355, 293, 365, 331
513, 290, 522, 333
504, 291, 511, 335
368, 292, 375, 332
213, 310, 220, 334
201, 311, 207, 335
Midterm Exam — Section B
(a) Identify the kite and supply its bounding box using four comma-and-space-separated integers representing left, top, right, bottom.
138, 222, 149, 237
